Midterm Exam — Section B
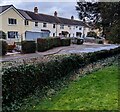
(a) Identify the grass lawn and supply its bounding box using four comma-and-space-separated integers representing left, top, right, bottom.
21, 64, 119, 111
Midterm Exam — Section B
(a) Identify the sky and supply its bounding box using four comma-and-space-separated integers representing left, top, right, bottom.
0, 0, 81, 20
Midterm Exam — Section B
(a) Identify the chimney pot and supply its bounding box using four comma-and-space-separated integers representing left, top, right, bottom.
71, 16, 74, 20
54, 11, 57, 17
34, 7, 38, 14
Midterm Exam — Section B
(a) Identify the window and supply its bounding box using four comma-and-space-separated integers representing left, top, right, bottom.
53, 24, 56, 28
60, 25, 64, 29
25, 20, 29, 25
8, 18, 17, 25
76, 32, 82, 37
8, 31, 18, 38
73, 33, 75, 37
35, 22, 38, 27
79, 27, 82, 30
76, 26, 78, 28
43, 23, 47, 27
53, 33, 55, 37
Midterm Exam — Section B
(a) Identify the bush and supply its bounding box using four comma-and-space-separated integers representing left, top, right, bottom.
61, 38, 71, 46
37, 38, 51, 52
21, 41, 36, 53
53, 37, 61, 47
37, 38, 61, 52
0, 40, 8, 56
0, 31, 6, 39
77, 39, 84, 45
2, 46, 120, 111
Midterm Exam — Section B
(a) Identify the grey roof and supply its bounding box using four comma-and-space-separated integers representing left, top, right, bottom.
17, 9, 32, 20
0, 5, 88, 27
25, 10, 88, 26
0, 5, 13, 13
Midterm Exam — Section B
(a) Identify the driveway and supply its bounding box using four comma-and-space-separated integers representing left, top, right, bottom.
0, 43, 119, 62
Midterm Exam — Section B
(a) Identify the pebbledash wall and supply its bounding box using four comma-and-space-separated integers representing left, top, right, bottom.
0, 5, 90, 44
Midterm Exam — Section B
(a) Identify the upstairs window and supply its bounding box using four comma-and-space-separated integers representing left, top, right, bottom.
79, 27, 82, 30
35, 22, 38, 27
8, 31, 18, 38
25, 20, 29, 25
60, 25, 64, 29
8, 18, 17, 25
53, 24, 56, 28
43, 23, 47, 27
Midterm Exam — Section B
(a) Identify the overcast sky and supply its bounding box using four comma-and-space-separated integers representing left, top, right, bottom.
0, 0, 81, 20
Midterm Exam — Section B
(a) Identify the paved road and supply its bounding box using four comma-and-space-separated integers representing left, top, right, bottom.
0, 43, 119, 62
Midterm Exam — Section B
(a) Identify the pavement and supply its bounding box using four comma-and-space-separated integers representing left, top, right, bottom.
0, 43, 119, 62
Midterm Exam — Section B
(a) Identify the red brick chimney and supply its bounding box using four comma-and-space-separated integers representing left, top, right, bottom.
34, 7, 38, 14
71, 16, 74, 20
54, 11, 57, 17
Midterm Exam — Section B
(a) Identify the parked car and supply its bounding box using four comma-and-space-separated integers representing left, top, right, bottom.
72, 37, 84, 45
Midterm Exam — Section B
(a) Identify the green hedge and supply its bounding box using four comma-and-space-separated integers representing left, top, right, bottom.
21, 41, 36, 53
53, 37, 61, 47
61, 38, 71, 46
37, 37, 62, 52
22, 38, 70, 53
2, 46, 120, 111
0, 40, 8, 56
37, 38, 52, 52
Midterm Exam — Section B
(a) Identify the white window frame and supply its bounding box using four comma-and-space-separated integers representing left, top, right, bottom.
8, 18, 17, 25
43, 23, 47, 27
60, 25, 64, 29
79, 27, 82, 30
8, 31, 18, 39
35, 22, 38, 27
25, 20, 29, 26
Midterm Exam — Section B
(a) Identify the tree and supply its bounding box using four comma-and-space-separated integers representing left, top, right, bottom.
99, 2, 120, 43
76, 1, 120, 44
76, 2, 101, 25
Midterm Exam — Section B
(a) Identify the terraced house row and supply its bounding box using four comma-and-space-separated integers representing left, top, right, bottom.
0, 5, 90, 43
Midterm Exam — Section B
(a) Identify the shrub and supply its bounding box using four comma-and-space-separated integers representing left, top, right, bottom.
21, 41, 36, 53
37, 38, 61, 52
37, 38, 51, 52
0, 31, 6, 39
61, 38, 71, 46
0, 40, 8, 56
53, 37, 61, 47
2, 46, 120, 111
77, 39, 84, 45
